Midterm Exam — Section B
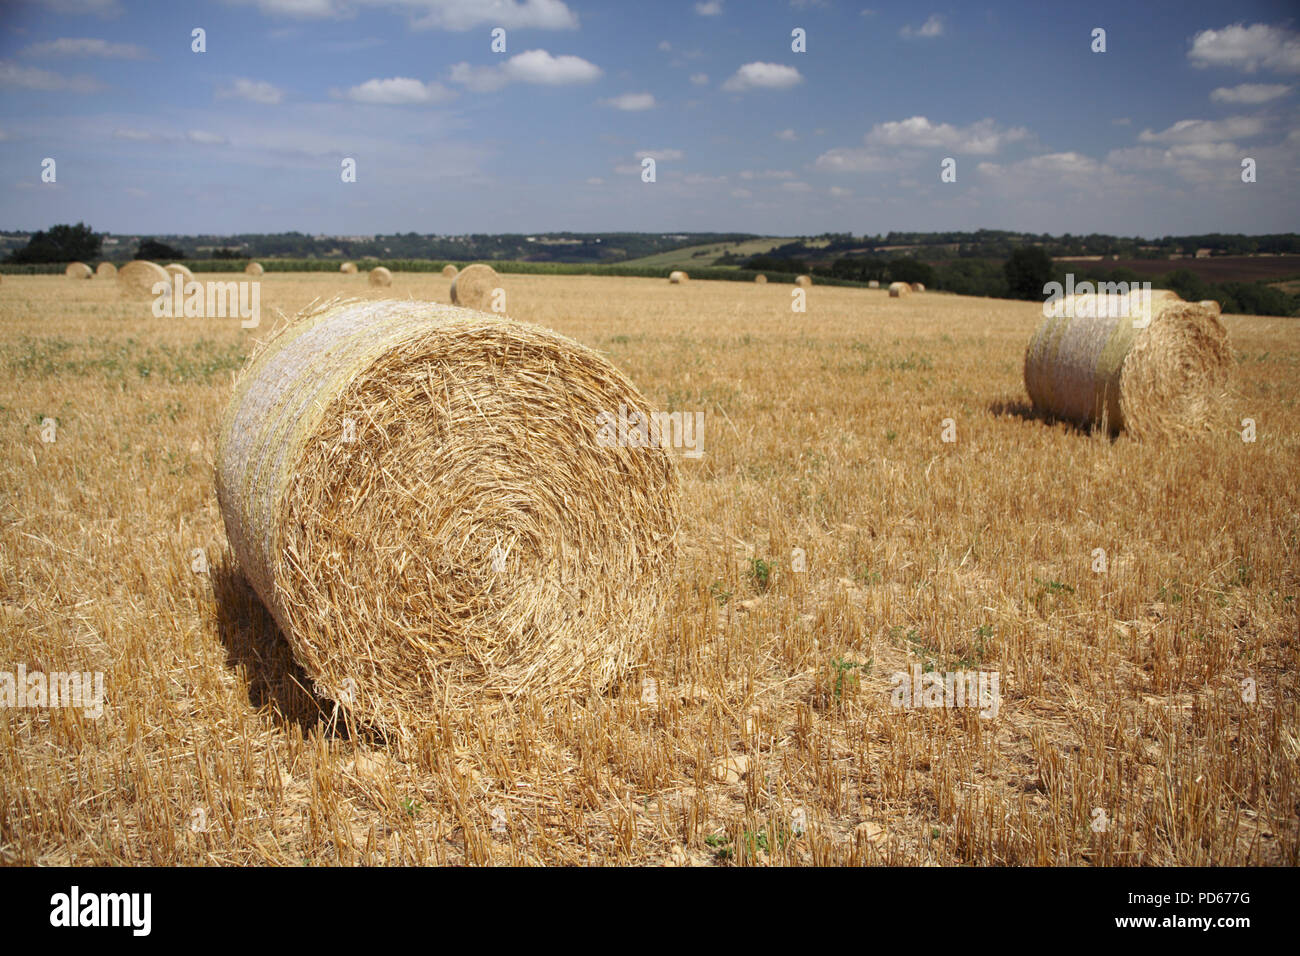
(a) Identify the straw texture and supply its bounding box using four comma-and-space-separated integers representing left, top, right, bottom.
1023, 290, 1231, 438
214, 298, 679, 739
449, 263, 499, 311
118, 260, 170, 297
368, 266, 392, 287
95, 262, 117, 278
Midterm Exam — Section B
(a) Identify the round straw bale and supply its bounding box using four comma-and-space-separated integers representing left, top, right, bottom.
65, 261, 92, 279
1199, 299, 1221, 314
442, 264, 458, 278
911, 282, 926, 293
450, 263, 500, 311
754, 274, 767, 284
164, 263, 194, 284
1023, 290, 1230, 438
888, 281, 911, 297
668, 270, 688, 284
795, 274, 812, 287
868, 280, 880, 289
215, 298, 679, 737
369, 266, 393, 287
245, 262, 264, 276
95, 261, 117, 278
341, 261, 358, 274
118, 260, 170, 297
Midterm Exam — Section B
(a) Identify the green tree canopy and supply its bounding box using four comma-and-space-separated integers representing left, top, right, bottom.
6, 222, 101, 264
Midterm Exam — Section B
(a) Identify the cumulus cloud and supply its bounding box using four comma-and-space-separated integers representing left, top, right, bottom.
218, 77, 285, 104
775, 128, 797, 141
449, 49, 601, 92
601, 92, 655, 111
689, 72, 709, 86
1138, 116, 1264, 143
739, 169, 794, 179
900, 14, 944, 39
694, 1, 723, 15
815, 116, 1029, 171
236, 0, 579, 30
1209, 83, 1291, 103
1188, 23, 1300, 73
721, 62, 803, 92
341, 76, 455, 104
635, 148, 684, 161
21, 37, 145, 59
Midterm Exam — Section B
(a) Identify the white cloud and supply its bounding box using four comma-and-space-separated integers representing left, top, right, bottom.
829, 185, 853, 197
22, 37, 145, 59
730, 187, 752, 198
449, 49, 601, 91
1188, 23, 1300, 73
187, 130, 228, 145
739, 169, 794, 179
635, 149, 684, 161
0, 61, 101, 92
218, 77, 285, 104
689, 73, 709, 86
817, 116, 1029, 173
601, 92, 655, 111
236, 0, 580, 30
342, 76, 455, 104
694, 1, 723, 15
1210, 83, 1292, 103
1138, 116, 1264, 143
112, 127, 157, 141
585, 176, 604, 185
684, 173, 727, 185
775, 128, 797, 141
900, 14, 944, 39
721, 62, 803, 92
781, 180, 812, 192
37, 0, 122, 16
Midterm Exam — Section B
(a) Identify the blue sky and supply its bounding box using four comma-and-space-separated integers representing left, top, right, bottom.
1, 0, 1297, 237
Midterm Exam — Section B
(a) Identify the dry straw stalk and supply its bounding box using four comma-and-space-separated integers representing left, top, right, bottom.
1023, 289, 1231, 438
368, 266, 392, 287
65, 262, 92, 279
117, 260, 170, 297
449, 263, 499, 311
215, 298, 678, 741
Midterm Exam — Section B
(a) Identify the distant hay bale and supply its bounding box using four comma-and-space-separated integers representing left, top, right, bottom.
442, 264, 458, 278
754, 274, 767, 284
668, 270, 688, 284
245, 262, 264, 276
888, 282, 911, 298
95, 262, 117, 278
164, 263, 194, 284
341, 262, 358, 274
868, 280, 880, 289
118, 260, 170, 298
214, 298, 679, 738
450, 263, 500, 311
369, 266, 393, 287
1023, 290, 1231, 439
911, 282, 926, 293
65, 262, 92, 279
795, 275, 812, 287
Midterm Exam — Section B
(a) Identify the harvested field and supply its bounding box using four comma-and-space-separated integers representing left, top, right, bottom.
1, 272, 1296, 866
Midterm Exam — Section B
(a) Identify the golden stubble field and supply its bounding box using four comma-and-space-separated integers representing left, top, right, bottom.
1, 272, 1296, 866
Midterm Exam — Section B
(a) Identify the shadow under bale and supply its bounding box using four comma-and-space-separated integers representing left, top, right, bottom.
988, 397, 1109, 439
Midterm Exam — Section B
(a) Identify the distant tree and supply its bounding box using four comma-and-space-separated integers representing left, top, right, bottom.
136, 238, 185, 260
6, 222, 101, 263
211, 247, 243, 259
1004, 246, 1054, 300
887, 258, 935, 286
745, 254, 807, 274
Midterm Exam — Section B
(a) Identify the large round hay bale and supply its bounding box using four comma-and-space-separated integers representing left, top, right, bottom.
442, 264, 458, 278
214, 298, 679, 739
369, 266, 393, 287
795, 274, 812, 288
888, 282, 911, 298
65, 262, 92, 280
450, 263, 500, 311
1023, 290, 1230, 438
868, 280, 880, 289
754, 274, 767, 284
668, 270, 688, 284
340, 261, 358, 274
911, 282, 926, 293
164, 263, 194, 284
245, 261, 264, 276
118, 260, 170, 297
1199, 299, 1221, 314
95, 262, 117, 278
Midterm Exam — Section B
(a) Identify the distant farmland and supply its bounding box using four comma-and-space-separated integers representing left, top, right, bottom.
1055, 255, 1300, 284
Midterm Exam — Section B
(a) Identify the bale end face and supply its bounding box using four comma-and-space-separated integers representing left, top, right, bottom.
245, 262, 264, 276
450, 263, 500, 311
442, 264, 458, 278
795, 275, 812, 287
368, 266, 393, 287
65, 262, 93, 279
95, 262, 117, 278
754, 274, 767, 284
